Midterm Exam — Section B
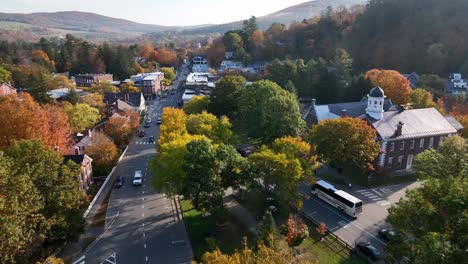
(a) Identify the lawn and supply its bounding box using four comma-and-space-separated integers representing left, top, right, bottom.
299, 238, 366, 264
181, 199, 252, 260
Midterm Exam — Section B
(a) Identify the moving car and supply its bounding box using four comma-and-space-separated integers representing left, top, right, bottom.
353, 242, 383, 261
148, 136, 155, 143
114, 176, 124, 188
138, 130, 145, 137
133, 170, 142, 186
378, 228, 396, 241
156, 118, 162, 125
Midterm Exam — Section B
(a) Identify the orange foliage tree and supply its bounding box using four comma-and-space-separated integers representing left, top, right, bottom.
104, 110, 140, 146
138, 43, 154, 60
85, 132, 118, 175
285, 214, 309, 248
155, 48, 179, 66
365, 69, 412, 105
0, 94, 71, 151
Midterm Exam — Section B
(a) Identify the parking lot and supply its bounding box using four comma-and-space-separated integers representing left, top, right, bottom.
298, 181, 420, 261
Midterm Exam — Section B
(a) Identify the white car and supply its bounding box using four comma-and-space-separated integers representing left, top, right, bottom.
133, 170, 142, 186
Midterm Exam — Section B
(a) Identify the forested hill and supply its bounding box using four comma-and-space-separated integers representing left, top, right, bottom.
348, 0, 468, 75
181, 0, 367, 35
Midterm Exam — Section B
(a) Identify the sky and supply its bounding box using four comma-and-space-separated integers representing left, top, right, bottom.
1, 0, 310, 26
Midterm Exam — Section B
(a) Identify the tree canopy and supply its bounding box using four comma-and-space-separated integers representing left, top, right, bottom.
209, 75, 246, 118
62, 102, 101, 133
183, 96, 210, 115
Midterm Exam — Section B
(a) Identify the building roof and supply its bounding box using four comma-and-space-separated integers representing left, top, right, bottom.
369, 87, 385, 98
444, 115, 464, 131
47, 88, 83, 99
402, 72, 420, 89
104, 92, 142, 107
0, 83, 17, 96
370, 108, 459, 140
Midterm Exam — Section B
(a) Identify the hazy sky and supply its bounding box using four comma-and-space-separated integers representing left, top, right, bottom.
1, 0, 310, 26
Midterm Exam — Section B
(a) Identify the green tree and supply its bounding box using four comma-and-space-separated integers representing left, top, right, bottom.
29, 73, 53, 104
0, 152, 42, 263
184, 139, 224, 215
209, 75, 246, 118
67, 88, 79, 104
183, 96, 210, 115
242, 16, 258, 41
410, 88, 436, 109
215, 143, 249, 189
249, 147, 303, 208
6, 140, 86, 260
63, 102, 101, 133
120, 82, 141, 93
238, 80, 305, 142
186, 112, 236, 144
257, 210, 278, 247
223, 31, 244, 51
0, 66, 13, 83
418, 74, 446, 93
160, 67, 176, 82
88, 82, 119, 94
234, 47, 252, 65
284, 80, 297, 96
307, 117, 381, 172
413, 135, 467, 181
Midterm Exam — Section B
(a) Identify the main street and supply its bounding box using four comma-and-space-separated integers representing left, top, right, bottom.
81, 68, 191, 264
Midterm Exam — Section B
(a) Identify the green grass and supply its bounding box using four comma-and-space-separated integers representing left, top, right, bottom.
299, 238, 366, 264
181, 199, 251, 260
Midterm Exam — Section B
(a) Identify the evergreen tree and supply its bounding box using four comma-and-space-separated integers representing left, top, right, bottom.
257, 210, 278, 247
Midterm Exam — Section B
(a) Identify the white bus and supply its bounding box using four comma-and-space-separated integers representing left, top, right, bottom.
311, 180, 363, 218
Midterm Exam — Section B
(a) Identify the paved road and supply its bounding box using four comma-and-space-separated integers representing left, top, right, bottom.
299, 180, 420, 261
81, 68, 191, 264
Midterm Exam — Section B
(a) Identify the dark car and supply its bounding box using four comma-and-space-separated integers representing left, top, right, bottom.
148, 136, 155, 143
114, 176, 124, 188
354, 242, 382, 261
156, 118, 162, 125
138, 130, 145, 137
378, 228, 396, 241
144, 122, 151, 128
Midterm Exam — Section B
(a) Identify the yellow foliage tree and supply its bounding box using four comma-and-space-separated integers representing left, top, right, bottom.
158, 107, 188, 147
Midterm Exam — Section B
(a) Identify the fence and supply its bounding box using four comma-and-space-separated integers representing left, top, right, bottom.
290, 203, 354, 258
82, 146, 128, 219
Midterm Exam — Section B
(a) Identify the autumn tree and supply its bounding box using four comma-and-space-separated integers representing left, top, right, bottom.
63, 102, 101, 133
138, 42, 154, 60
155, 48, 179, 66
249, 147, 303, 208
410, 88, 436, 109
82, 93, 106, 116
88, 82, 119, 94
85, 132, 118, 175
206, 38, 226, 67
0, 93, 71, 151
186, 112, 236, 144
105, 110, 140, 146
454, 115, 468, 138
183, 96, 210, 115
51, 75, 74, 89
120, 82, 141, 93
307, 117, 381, 172
158, 107, 188, 146
238, 80, 305, 141
365, 69, 412, 105
160, 67, 176, 82
31, 49, 55, 72
285, 214, 309, 248
209, 75, 246, 118
272, 136, 319, 177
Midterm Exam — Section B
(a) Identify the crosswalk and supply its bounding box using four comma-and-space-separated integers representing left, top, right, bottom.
355, 189, 391, 206
135, 141, 156, 145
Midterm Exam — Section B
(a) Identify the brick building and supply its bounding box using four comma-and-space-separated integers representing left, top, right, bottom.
75, 74, 113, 87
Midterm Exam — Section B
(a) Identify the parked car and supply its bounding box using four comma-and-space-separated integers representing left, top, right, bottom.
138, 130, 145, 137
133, 170, 142, 186
148, 136, 155, 143
114, 176, 124, 188
378, 228, 396, 241
171, 90, 176, 95
156, 118, 162, 125
353, 242, 383, 261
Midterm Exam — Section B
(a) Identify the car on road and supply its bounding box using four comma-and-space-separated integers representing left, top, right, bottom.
148, 136, 155, 143
138, 130, 145, 137
171, 90, 176, 95
156, 118, 162, 125
378, 228, 396, 241
133, 170, 142, 186
144, 122, 151, 128
353, 242, 383, 261
114, 176, 124, 188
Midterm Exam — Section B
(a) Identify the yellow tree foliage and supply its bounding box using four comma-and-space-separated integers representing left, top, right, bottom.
409, 88, 436, 109
365, 69, 412, 105
272, 136, 320, 176
158, 107, 188, 147
85, 132, 118, 174
183, 96, 210, 115
186, 112, 236, 144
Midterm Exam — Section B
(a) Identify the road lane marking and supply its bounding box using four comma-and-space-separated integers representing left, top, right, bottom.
142, 205, 145, 209
143, 233, 146, 237
142, 213, 145, 217
172, 240, 186, 245
371, 198, 382, 201
367, 195, 378, 199
372, 189, 383, 196
144, 244, 147, 249
379, 202, 391, 206
355, 190, 367, 193
142, 223, 145, 227
146, 256, 148, 262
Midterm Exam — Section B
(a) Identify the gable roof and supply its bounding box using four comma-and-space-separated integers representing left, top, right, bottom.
0, 83, 17, 96
104, 92, 142, 107
326, 98, 395, 118
370, 108, 459, 140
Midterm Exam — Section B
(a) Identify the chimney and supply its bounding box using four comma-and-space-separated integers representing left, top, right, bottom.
88, 129, 92, 138
341, 109, 347, 117
396, 122, 404, 137
74, 147, 80, 155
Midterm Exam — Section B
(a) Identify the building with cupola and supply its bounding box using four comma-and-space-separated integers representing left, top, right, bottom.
304, 87, 463, 175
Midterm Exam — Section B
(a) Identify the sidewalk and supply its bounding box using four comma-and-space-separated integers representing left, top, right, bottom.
223, 188, 258, 235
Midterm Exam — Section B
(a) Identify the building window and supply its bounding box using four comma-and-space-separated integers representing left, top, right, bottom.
409, 140, 415, 150
388, 157, 393, 168
419, 138, 424, 148
400, 141, 405, 151
429, 137, 434, 148
390, 142, 395, 152
397, 156, 403, 168
439, 136, 444, 145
